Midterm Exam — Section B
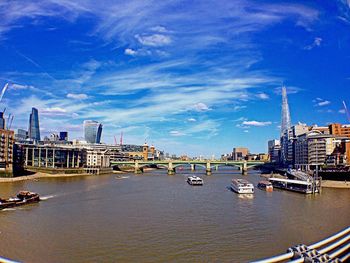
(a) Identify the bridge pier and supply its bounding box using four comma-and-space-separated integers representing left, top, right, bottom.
191, 164, 196, 171
206, 162, 212, 176
134, 162, 142, 174
168, 162, 175, 175
242, 161, 247, 175
215, 165, 218, 171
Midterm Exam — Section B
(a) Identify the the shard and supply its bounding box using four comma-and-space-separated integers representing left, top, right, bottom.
281, 86, 291, 136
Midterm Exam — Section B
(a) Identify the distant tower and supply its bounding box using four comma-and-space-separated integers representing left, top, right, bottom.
28, 107, 41, 141
281, 86, 291, 136
83, 120, 103, 144
143, 142, 149, 161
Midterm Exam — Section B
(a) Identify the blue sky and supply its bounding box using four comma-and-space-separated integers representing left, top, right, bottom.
0, 0, 350, 157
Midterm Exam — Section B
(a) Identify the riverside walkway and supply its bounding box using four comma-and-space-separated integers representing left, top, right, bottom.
111, 160, 265, 175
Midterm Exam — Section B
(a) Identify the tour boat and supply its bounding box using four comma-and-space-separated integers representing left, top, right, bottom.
0, 191, 40, 210
257, 180, 273, 192
230, 179, 254, 194
187, 176, 203, 186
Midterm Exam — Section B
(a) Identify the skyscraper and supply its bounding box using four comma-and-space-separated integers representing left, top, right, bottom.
281, 86, 291, 136
83, 120, 103, 144
28, 107, 40, 141
0, 111, 5, 129
280, 86, 292, 164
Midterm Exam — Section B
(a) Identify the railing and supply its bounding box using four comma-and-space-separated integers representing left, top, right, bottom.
252, 226, 350, 263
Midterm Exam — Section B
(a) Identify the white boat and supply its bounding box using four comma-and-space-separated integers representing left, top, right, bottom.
187, 176, 203, 186
230, 179, 254, 194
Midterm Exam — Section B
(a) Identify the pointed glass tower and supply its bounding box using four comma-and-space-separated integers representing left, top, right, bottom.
281, 86, 291, 136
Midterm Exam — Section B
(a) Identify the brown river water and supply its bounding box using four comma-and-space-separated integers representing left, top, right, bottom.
0, 167, 349, 263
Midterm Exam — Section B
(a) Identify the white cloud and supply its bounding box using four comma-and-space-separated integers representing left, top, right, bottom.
169, 130, 186, 136
67, 93, 88, 100
124, 48, 137, 56
318, 100, 330, 106
193, 102, 210, 112
9, 83, 33, 90
135, 34, 171, 46
242, 120, 272, 127
339, 109, 346, 114
304, 37, 322, 50
150, 26, 168, 33
41, 107, 67, 116
187, 118, 196, 122
256, 93, 269, 100
233, 105, 247, 111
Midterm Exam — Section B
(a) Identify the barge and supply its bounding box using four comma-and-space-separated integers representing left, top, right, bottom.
0, 191, 40, 210
268, 178, 320, 194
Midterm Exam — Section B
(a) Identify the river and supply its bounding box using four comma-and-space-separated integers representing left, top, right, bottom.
0, 167, 349, 263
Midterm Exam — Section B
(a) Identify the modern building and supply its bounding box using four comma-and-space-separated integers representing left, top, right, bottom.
0, 129, 15, 176
329, 123, 350, 164
232, 147, 249, 161
28, 107, 40, 141
268, 139, 281, 163
83, 120, 103, 144
15, 129, 28, 141
23, 144, 85, 170
0, 111, 5, 129
294, 131, 348, 171
59, 132, 68, 141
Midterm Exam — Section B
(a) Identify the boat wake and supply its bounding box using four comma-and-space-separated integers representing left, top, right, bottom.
115, 176, 130, 180
40, 195, 56, 201
1, 208, 16, 212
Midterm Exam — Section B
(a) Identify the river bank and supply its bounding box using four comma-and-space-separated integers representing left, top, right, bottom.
0, 167, 161, 183
0, 172, 90, 183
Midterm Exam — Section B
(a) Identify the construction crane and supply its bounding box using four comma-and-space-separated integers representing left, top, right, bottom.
114, 136, 117, 145
342, 101, 350, 122
6, 113, 11, 130
9, 115, 14, 130
0, 83, 9, 103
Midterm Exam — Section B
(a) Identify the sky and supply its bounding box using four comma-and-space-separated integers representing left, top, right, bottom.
0, 0, 350, 157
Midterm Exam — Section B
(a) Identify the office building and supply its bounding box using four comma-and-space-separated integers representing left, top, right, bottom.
0, 112, 5, 129
83, 120, 103, 144
268, 139, 281, 163
15, 129, 28, 141
0, 129, 14, 176
59, 132, 68, 141
329, 123, 350, 164
28, 107, 40, 141
232, 147, 249, 161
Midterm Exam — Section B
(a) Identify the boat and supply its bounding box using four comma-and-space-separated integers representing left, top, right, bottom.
0, 191, 40, 210
268, 178, 320, 194
187, 176, 203, 186
230, 179, 254, 194
257, 180, 273, 192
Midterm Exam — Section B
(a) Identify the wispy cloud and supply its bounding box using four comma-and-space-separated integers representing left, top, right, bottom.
304, 37, 322, 50
67, 93, 89, 100
242, 120, 272, 127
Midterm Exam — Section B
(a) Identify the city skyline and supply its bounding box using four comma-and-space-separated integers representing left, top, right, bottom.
0, 1, 350, 156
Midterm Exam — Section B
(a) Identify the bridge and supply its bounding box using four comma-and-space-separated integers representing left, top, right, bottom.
110, 160, 265, 175
253, 226, 350, 263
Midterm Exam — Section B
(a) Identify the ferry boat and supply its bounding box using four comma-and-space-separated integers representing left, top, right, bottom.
268, 178, 320, 194
187, 176, 203, 186
230, 179, 254, 194
257, 180, 273, 192
0, 191, 40, 210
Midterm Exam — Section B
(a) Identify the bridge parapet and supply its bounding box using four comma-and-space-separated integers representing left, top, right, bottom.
252, 226, 350, 263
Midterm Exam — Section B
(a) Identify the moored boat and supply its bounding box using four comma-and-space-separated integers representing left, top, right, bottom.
0, 191, 40, 210
257, 180, 273, 192
230, 179, 254, 194
187, 176, 203, 186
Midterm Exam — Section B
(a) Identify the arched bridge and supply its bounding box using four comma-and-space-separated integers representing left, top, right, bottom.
110, 160, 265, 175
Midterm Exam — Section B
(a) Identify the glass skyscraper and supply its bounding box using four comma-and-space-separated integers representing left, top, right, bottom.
28, 107, 41, 141
83, 120, 103, 144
